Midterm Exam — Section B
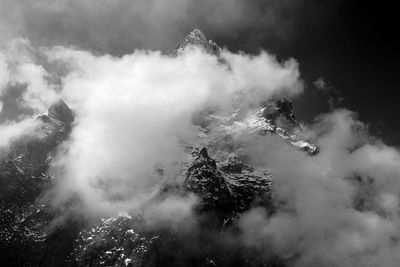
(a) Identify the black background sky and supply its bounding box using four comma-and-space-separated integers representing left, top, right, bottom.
214, 0, 399, 145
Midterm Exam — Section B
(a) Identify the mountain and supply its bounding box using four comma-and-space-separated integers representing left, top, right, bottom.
0, 100, 78, 266
0, 30, 317, 266
171, 28, 222, 56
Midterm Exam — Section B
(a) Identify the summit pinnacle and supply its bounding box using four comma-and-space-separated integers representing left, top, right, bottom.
173, 28, 222, 56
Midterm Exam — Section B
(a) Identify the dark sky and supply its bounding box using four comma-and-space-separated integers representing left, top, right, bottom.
216, 0, 399, 145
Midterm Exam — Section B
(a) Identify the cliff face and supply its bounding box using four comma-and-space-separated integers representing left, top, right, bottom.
0, 101, 77, 266
0, 30, 316, 266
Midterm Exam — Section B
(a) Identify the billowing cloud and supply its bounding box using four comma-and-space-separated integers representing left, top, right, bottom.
41, 44, 301, 219
1, 10, 303, 222
239, 110, 400, 267
0, 38, 60, 113
0, 39, 53, 155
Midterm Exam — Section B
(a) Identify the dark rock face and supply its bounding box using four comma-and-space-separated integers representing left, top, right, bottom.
261, 97, 298, 130
0, 100, 77, 266
48, 99, 75, 124
221, 158, 273, 214
253, 99, 319, 155
185, 148, 235, 218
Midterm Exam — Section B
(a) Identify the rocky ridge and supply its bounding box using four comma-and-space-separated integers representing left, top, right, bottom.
0, 99, 77, 266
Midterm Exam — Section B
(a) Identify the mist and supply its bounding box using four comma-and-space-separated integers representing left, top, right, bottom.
0, 0, 344, 54
239, 110, 400, 267
0, 0, 262, 51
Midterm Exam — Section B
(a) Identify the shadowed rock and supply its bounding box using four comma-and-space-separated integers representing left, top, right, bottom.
48, 99, 74, 123
260, 97, 298, 130
185, 147, 235, 220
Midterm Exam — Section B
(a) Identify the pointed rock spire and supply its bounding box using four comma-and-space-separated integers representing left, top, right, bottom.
174, 28, 222, 56
185, 147, 235, 220
176, 29, 208, 49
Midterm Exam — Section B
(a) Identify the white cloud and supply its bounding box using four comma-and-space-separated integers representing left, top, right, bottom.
239, 110, 400, 267
42, 45, 301, 219
0, 41, 51, 155
1, 39, 60, 114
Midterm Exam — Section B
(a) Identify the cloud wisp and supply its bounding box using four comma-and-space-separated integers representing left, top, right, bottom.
0, 0, 268, 52
0, 0, 343, 54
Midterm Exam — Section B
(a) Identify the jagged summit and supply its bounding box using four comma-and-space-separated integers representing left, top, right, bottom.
198, 146, 211, 159
176, 29, 207, 49
173, 28, 222, 55
48, 99, 74, 123
184, 28, 208, 46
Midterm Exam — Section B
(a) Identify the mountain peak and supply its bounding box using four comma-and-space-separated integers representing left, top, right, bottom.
48, 99, 74, 123
188, 28, 207, 41
198, 147, 209, 158
180, 28, 208, 47
174, 28, 222, 56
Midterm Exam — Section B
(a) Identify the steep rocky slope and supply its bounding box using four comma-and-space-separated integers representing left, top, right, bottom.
0, 100, 79, 266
